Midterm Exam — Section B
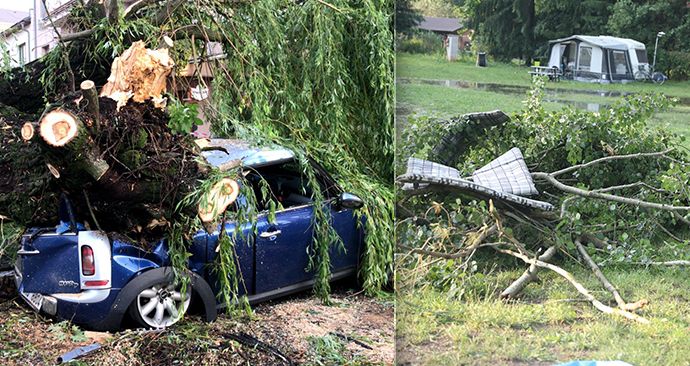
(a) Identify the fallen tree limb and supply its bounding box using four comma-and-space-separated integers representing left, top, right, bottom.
401, 242, 511, 260
80, 80, 100, 132
560, 182, 671, 217
500, 246, 558, 299
575, 238, 648, 312
495, 247, 650, 324
550, 149, 672, 177
533, 172, 690, 212
635, 260, 690, 266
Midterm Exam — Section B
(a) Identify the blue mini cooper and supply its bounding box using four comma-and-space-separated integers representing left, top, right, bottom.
13, 139, 364, 330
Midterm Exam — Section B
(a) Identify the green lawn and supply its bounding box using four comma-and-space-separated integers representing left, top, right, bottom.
397, 265, 690, 365
396, 53, 690, 147
396, 53, 690, 366
397, 53, 690, 100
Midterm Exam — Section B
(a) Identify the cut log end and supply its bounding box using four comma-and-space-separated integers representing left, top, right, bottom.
47, 163, 60, 178
21, 122, 35, 141
160, 35, 174, 49
40, 110, 80, 147
198, 178, 240, 222
80, 80, 95, 90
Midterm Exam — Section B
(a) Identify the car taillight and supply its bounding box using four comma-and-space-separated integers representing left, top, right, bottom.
84, 280, 109, 287
81, 245, 95, 276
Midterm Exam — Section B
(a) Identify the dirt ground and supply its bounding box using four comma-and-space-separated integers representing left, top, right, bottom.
0, 276, 393, 365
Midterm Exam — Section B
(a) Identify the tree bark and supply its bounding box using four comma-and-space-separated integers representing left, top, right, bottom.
500, 246, 558, 298
80, 80, 100, 132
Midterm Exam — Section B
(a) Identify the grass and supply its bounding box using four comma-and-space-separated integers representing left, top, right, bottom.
396, 52, 690, 365
396, 265, 690, 365
397, 53, 690, 100
396, 53, 690, 148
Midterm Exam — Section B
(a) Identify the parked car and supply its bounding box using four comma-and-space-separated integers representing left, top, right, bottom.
13, 139, 364, 330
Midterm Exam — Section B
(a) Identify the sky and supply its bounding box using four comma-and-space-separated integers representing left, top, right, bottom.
1, 1, 33, 13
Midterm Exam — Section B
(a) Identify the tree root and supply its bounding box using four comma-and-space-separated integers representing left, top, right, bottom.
495, 247, 650, 324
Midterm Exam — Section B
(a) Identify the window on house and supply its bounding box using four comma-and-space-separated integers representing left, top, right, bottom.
17, 43, 25, 65
578, 46, 592, 71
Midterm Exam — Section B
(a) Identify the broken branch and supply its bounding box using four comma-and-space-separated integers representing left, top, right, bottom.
550, 149, 672, 177
495, 247, 650, 323
575, 238, 648, 311
500, 246, 558, 299
80, 80, 100, 132
534, 172, 690, 212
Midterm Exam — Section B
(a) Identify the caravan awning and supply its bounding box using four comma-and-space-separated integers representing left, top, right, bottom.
548, 35, 644, 51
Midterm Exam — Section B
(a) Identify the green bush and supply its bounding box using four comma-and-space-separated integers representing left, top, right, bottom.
397, 31, 444, 54
660, 51, 690, 81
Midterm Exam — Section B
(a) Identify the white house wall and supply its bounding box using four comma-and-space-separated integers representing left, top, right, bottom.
2, 30, 30, 67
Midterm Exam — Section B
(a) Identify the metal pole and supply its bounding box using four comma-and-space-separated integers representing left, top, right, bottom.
653, 35, 659, 72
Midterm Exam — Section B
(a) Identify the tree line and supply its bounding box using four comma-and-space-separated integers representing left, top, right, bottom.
398, 0, 690, 78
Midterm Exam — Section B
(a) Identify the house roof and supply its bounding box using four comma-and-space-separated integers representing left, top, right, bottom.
417, 17, 462, 33
0, 9, 29, 29
549, 35, 645, 51
0, 15, 30, 37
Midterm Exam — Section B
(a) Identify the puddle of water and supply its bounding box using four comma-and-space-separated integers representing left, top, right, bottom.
398, 78, 690, 106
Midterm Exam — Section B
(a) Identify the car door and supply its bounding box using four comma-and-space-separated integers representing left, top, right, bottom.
254, 205, 314, 293
253, 160, 363, 293
206, 218, 265, 297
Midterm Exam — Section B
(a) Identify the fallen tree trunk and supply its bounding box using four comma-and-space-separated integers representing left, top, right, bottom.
0, 42, 204, 240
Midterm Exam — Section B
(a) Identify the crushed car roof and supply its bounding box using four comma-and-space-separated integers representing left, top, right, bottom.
200, 139, 295, 168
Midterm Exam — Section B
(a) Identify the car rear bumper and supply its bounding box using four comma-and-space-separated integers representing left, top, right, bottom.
14, 261, 120, 326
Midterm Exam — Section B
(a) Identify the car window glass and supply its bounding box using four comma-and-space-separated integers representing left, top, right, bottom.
246, 160, 319, 211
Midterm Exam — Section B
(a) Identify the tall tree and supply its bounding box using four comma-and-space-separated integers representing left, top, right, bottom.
396, 0, 423, 35
466, 0, 535, 62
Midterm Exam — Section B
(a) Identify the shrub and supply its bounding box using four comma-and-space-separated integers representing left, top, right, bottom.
397, 30, 444, 54
659, 51, 690, 81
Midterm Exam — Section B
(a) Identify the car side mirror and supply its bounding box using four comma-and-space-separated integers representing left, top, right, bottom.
336, 192, 363, 210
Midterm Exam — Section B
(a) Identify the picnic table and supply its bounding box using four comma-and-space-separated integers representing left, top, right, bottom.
529, 66, 562, 81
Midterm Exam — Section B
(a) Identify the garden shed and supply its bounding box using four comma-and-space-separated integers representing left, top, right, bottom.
547, 35, 649, 83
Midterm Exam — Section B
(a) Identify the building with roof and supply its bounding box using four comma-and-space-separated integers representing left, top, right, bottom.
0, 9, 29, 31
415, 16, 471, 51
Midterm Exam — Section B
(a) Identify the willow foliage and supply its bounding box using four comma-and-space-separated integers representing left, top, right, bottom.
198, 0, 395, 300
29, 0, 393, 307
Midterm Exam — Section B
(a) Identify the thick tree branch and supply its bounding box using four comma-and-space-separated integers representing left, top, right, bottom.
495, 247, 650, 324
551, 149, 672, 177
534, 172, 690, 212
500, 246, 558, 298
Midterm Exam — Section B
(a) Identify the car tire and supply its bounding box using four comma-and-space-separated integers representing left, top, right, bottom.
127, 279, 192, 329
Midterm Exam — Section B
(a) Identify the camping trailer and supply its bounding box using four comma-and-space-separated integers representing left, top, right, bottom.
547, 35, 650, 83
